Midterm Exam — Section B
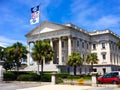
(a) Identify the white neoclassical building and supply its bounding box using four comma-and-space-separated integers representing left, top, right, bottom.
25, 21, 120, 75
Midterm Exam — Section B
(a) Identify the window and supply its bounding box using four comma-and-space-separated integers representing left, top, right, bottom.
102, 54, 106, 60
103, 68, 106, 74
110, 53, 112, 63
71, 40, 73, 47
62, 41, 64, 48
82, 42, 84, 48
62, 56, 64, 62
79, 68, 82, 74
83, 54, 85, 61
117, 55, 119, 64
93, 44, 96, 50
114, 55, 116, 64
112, 44, 114, 50
87, 43, 89, 49
109, 43, 112, 49
93, 69, 97, 72
102, 43, 105, 49
77, 40, 79, 47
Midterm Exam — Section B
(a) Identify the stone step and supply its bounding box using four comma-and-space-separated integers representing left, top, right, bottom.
22, 64, 59, 72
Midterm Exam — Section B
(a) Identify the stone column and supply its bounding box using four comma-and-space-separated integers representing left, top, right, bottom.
50, 39, 53, 64
59, 37, 62, 65
27, 42, 30, 66
106, 41, 111, 64
34, 41, 38, 65
91, 72, 98, 87
68, 36, 72, 56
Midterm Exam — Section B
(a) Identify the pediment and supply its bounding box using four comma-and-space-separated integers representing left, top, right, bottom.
26, 21, 67, 37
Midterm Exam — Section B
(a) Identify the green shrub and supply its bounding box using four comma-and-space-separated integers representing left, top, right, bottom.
17, 73, 40, 81
28, 72, 40, 81
3, 71, 41, 81
12, 71, 31, 75
17, 74, 31, 81
3, 72, 16, 81
56, 77, 63, 84
41, 73, 51, 82
57, 72, 69, 78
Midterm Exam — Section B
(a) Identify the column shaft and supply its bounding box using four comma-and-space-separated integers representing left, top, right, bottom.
50, 39, 53, 64
59, 38, 62, 65
27, 42, 30, 66
68, 36, 72, 56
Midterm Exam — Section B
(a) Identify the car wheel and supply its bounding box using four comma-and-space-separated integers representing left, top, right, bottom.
112, 81, 117, 84
98, 81, 102, 84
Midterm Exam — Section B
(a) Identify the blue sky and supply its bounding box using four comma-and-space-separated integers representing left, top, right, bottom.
0, 0, 120, 47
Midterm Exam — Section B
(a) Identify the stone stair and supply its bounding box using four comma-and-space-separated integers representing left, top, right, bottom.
22, 64, 59, 72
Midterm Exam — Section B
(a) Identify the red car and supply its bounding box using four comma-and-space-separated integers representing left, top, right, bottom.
97, 71, 120, 84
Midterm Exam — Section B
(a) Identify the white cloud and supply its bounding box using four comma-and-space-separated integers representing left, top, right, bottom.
0, 36, 26, 47
95, 15, 120, 27
0, 42, 9, 47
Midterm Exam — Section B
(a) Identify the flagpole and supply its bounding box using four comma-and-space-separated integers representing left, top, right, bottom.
38, 3, 42, 75
38, 4, 41, 41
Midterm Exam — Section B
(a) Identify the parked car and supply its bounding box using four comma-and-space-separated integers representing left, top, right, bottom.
97, 71, 120, 84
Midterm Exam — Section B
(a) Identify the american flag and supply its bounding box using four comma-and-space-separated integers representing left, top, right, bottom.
31, 11, 39, 18
30, 5, 40, 24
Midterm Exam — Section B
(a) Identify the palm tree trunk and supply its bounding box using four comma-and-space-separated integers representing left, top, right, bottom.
74, 66, 76, 75
41, 60, 43, 76
37, 61, 39, 75
16, 62, 19, 71
91, 63, 93, 72
17, 66, 19, 71
67, 66, 70, 74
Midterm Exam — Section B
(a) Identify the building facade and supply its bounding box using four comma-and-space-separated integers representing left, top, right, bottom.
25, 21, 120, 75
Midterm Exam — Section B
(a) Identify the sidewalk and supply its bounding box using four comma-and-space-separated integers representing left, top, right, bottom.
17, 84, 120, 90
17, 85, 92, 90
0, 81, 120, 90
0, 81, 50, 90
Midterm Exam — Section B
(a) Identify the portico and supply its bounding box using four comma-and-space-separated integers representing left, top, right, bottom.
27, 35, 72, 66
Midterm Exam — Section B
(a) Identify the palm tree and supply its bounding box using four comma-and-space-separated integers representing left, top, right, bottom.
68, 52, 82, 75
31, 40, 54, 75
86, 53, 99, 72
3, 60, 13, 71
6, 42, 28, 70
116, 40, 120, 49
